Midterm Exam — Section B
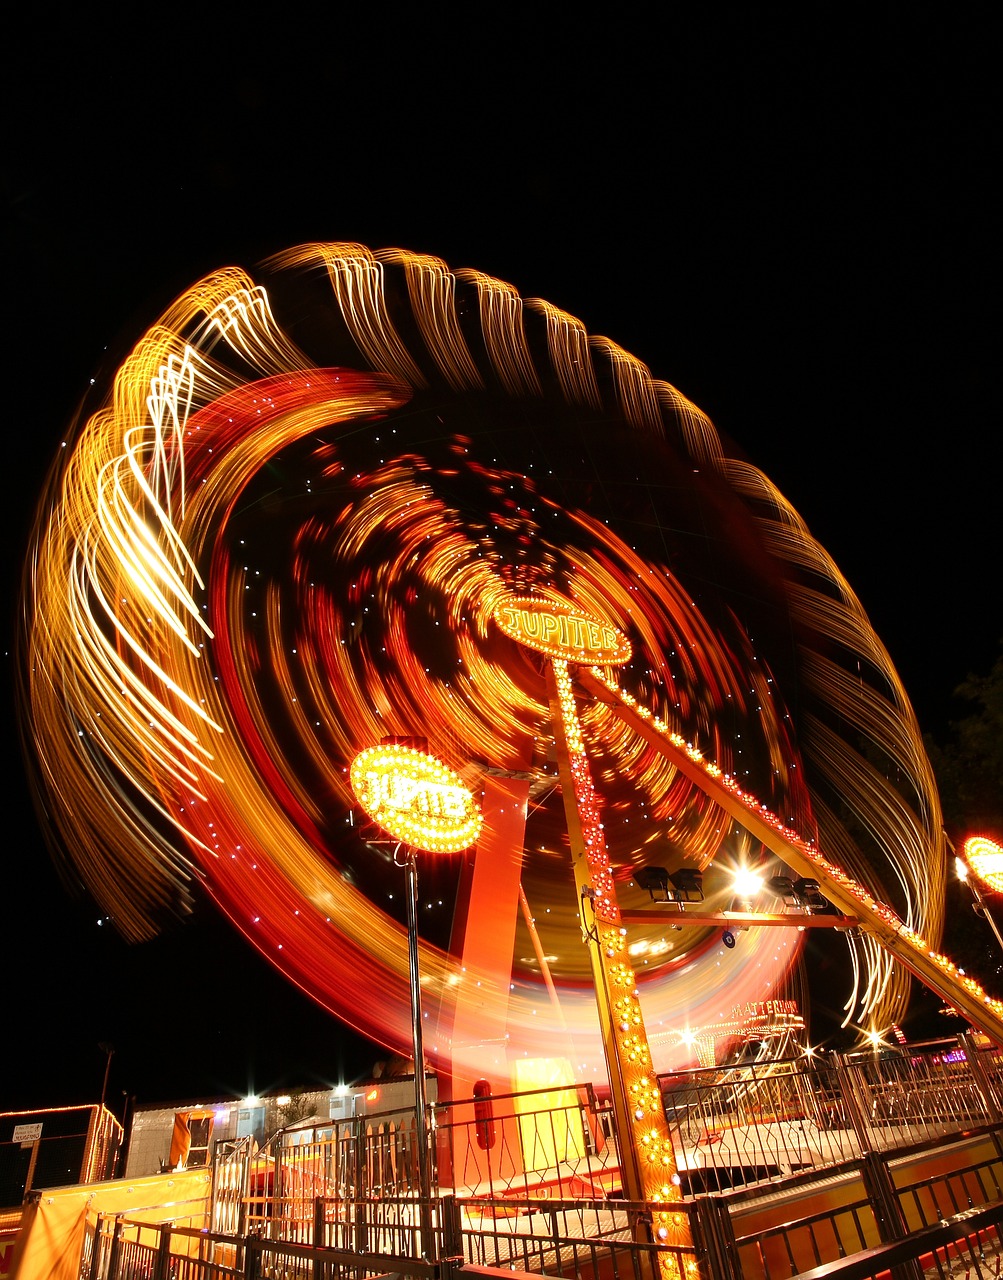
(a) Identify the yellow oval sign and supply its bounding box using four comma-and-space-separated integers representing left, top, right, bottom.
493, 596, 632, 665
965, 835, 1003, 895
350, 744, 482, 853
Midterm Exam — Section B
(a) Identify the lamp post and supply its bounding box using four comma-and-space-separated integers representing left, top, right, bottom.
399, 841, 432, 1235
98, 1042, 114, 1111
349, 743, 482, 1260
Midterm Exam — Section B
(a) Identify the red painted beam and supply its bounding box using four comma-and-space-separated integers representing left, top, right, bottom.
619, 908, 859, 930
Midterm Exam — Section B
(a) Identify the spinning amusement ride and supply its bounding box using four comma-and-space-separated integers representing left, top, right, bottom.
18, 244, 1003, 1237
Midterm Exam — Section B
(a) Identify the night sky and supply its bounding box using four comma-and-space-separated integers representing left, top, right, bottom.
4, 13, 998, 1116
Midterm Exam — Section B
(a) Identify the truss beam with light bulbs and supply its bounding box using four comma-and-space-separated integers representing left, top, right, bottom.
577, 664, 1003, 1046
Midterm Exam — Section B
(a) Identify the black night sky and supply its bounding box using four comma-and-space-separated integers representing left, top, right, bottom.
3, 12, 999, 1115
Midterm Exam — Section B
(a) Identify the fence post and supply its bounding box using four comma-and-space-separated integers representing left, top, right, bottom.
105, 1218, 125, 1280
960, 1032, 1003, 1121
438, 1194, 464, 1261
687, 1195, 742, 1280
859, 1151, 924, 1280
353, 1117, 369, 1255
832, 1055, 875, 1154
242, 1231, 260, 1280
313, 1197, 328, 1280
87, 1214, 105, 1280
152, 1224, 172, 1280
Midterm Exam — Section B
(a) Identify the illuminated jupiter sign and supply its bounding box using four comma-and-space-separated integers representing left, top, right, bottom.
493, 596, 632, 665
350, 744, 482, 853
965, 836, 1003, 894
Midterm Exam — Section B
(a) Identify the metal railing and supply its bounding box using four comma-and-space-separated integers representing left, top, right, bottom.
224, 1081, 620, 1244
657, 1035, 1003, 1193
433, 1081, 617, 1201
793, 1200, 1003, 1279
83, 1201, 212, 1280
81, 1189, 1003, 1280
84, 1198, 703, 1280
891, 1135, 1003, 1230
198, 1037, 1003, 1227
659, 1053, 857, 1190
62, 1032, 1003, 1280
844, 1041, 997, 1142
703, 1130, 1003, 1277
314, 1190, 699, 1280
730, 1181, 880, 1278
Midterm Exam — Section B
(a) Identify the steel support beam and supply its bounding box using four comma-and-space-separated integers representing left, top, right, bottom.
577, 664, 1003, 1046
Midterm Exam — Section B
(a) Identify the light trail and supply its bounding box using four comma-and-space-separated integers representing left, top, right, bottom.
18, 244, 951, 1082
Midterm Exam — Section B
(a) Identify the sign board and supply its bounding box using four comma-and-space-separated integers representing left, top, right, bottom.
350, 744, 482, 853
965, 836, 1003, 894
493, 596, 631, 665
13, 1122, 43, 1143
731, 1000, 801, 1021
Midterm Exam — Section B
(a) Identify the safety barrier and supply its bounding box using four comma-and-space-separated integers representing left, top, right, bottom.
79, 1186, 1003, 1280
50, 1032, 1003, 1280
657, 1035, 1003, 1193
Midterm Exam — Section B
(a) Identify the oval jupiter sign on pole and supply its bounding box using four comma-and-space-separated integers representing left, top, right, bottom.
349, 742, 481, 1258
350, 743, 482, 853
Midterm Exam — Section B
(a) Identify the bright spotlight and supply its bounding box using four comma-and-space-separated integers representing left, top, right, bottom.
731, 868, 764, 899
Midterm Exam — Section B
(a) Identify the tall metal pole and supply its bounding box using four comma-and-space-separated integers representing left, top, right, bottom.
351, 744, 480, 1260
403, 846, 435, 1258
99, 1042, 114, 1110
956, 858, 1003, 957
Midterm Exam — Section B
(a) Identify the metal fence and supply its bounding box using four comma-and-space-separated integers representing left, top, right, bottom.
63, 1033, 1003, 1280
201, 1037, 1003, 1225
84, 1201, 701, 1280
81, 1187, 1003, 1280
792, 1202, 1003, 1279
657, 1035, 1003, 1193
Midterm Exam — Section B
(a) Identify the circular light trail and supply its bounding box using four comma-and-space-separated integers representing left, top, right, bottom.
17, 243, 947, 1078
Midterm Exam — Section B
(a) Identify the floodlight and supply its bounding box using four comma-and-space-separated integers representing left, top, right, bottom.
635, 866, 670, 899
793, 877, 830, 912
768, 874, 797, 901
731, 868, 764, 900
669, 867, 704, 902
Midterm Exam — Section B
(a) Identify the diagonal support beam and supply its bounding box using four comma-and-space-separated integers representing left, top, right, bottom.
577, 665, 1003, 1045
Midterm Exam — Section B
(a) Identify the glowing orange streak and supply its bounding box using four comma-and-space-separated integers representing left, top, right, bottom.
723, 457, 945, 1024
21, 241, 947, 1073
455, 268, 542, 397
